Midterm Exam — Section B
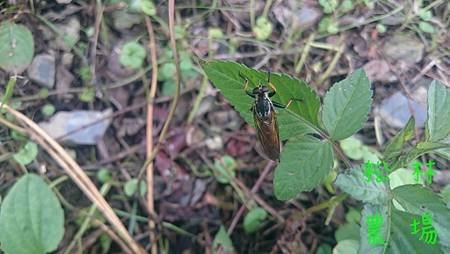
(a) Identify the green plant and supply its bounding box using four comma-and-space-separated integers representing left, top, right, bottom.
119, 41, 146, 70
0, 174, 64, 254
0, 22, 35, 73
202, 61, 450, 253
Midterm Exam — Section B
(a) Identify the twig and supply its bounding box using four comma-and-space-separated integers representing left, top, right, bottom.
227, 161, 274, 235
317, 37, 345, 86
0, 104, 145, 254
136, 0, 182, 184
90, 0, 104, 86
290, 193, 348, 221
144, 16, 159, 254
64, 183, 111, 254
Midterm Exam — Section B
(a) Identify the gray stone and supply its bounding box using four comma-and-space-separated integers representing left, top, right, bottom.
376, 91, 427, 128
273, 3, 321, 30
55, 17, 80, 51
27, 54, 56, 88
382, 34, 424, 65
39, 109, 113, 145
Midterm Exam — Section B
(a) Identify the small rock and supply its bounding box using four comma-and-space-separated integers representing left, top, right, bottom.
27, 54, 56, 88
39, 109, 113, 145
111, 9, 142, 30
56, 65, 74, 95
118, 117, 145, 137
376, 91, 427, 128
295, 6, 322, 29
61, 52, 73, 66
273, 3, 321, 30
205, 136, 223, 150
55, 17, 80, 51
363, 60, 397, 83
382, 34, 424, 65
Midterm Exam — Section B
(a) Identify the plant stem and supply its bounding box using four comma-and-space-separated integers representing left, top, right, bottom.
144, 16, 159, 254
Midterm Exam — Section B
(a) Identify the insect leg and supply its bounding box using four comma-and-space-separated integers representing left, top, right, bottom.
239, 72, 256, 98
272, 98, 303, 108
285, 98, 303, 108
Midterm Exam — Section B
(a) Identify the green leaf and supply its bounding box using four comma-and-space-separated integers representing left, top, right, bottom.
335, 166, 389, 205
13, 141, 38, 165
79, 86, 95, 102
212, 226, 235, 254
0, 174, 64, 254
100, 234, 112, 253
274, 136, 333, 200
119, 41, 146, 69
387, 209, 443, 254
253, 17, 273, 41
202, 61, 321, 140
41, 103, 56, 117
322, 69, 372, 140
393, 185, 450, 249
141, 1, 156, 16
212, 155, 237, 184
335, 222, 360, 242
319, 0, 338, 14
317, 244, 333, 254
419, 9, 433, 21
97, 168, 112, 183
383, 117, 415, 163
340, 136, 364, 160
434, 134, 450, 160
124, 179, 147, 197
0, 22, 34, 73
208, 27, 224, 39
159, 62, 176, 80
389, 168, 424, 190
358, 204, 443, 254
441, 185, 450, 204
419, 21, 435, 34
427, 80, 450, 142
243, 207, 268, 234
358, 204, 388, 254
334, 239, 359, 254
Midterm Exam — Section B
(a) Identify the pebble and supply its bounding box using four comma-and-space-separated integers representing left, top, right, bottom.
27, 54, 56, 88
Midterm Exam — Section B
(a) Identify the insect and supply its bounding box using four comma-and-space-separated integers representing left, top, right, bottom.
240, 72, 301, 162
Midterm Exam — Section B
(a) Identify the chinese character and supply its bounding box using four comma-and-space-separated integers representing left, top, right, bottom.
411, 160, 436, 184
424, 160, 436, 184
364, 160, 375, 182
410, 213, 438, 245
366, 213, 384, 245
412, 161, 422, 183
364, 160, 389, 183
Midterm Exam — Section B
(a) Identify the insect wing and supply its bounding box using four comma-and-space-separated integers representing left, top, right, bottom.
253, 106, 281, 161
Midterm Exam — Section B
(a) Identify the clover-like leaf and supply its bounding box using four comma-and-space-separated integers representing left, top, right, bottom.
13, 141, 38, 166
119, 41, 146, 70
243, 207, 268, 234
